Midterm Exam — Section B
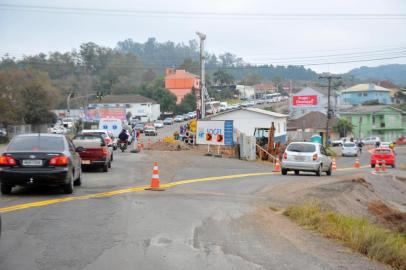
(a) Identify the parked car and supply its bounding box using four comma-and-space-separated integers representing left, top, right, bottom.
341, 142, 359, 157
364, 136, 381, 145
174, 115, 184, 122
187, 111, 197, 118
73, 133, 112, 172
0, 134, 82, 194
154, 120, 164, 128
281, 142, 332, 176
380, 142, 391, 148
370, 148, 395, 168
144, 126, 158, 136
163, 118, 174, 125
183, 114, 191, 120
331, 137, 350, 147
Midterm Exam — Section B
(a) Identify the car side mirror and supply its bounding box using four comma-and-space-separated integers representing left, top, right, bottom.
75, 146, 84, 153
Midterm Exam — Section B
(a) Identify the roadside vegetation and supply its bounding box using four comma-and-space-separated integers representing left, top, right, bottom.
284, 203, 406, 270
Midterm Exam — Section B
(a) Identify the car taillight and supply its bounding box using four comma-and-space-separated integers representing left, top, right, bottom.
312, 153, 318, 161
102, 148, 109, 156
0, 155, 17, 166
283, 152, 287, 159
49, 155, 69, 166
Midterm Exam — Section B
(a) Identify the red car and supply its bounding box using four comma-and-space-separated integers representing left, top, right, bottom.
73, 134, 112, 172
370, 148, 395, 168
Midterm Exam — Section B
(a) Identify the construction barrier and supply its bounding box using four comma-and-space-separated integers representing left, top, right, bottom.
145, 162, 165, 191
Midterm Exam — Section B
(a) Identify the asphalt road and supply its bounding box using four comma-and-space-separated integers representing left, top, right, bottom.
0, 146, 401, 270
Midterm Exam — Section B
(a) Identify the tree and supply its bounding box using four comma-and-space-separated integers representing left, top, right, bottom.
176, 92, 196, 114
213, 70, 234, 86
142, 69, 157, 82
178, 58, 200, 75
242, 73, 262, 86
333, 118, 354, 138
0, 67, 59, 126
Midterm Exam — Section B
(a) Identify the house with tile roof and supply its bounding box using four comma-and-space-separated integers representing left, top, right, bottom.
164, 68, 200, 104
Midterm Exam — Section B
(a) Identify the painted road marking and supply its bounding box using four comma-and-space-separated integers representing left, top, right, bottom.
0, 166, 371, 214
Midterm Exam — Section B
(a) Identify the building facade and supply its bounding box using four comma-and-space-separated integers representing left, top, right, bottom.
210, 107, 288, 142
164, 68, 200, 104
340, 105, 405, 141
87, 95, 160, 122
289, 87, 339, 119
340, 83, 392, 105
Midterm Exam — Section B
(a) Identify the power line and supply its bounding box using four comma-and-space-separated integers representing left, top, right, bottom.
1, 4, 406, 20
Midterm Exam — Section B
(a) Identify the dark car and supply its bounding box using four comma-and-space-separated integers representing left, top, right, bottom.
0, 134, 82, 195
73, 134, 112, 172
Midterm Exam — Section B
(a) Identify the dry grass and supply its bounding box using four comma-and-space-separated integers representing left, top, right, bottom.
284, 203, 406, 270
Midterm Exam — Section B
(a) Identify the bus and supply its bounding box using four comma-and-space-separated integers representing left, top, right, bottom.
205, 101, 221, 115
265, 93, 281, 103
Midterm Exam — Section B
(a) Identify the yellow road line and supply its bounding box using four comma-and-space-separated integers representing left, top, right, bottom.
0, 172, 275, 213
0, 166, 370, 214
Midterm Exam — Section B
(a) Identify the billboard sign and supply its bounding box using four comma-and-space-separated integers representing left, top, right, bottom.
292, 95, 318, 107
196, 120, 233, 146
85, 107, 126, 121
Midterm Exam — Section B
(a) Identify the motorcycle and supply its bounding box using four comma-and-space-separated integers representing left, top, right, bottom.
118, 140, 128, 152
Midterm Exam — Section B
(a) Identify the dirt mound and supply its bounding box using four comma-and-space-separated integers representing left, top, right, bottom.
148, 141, 192, 151
368, 201, 406, 234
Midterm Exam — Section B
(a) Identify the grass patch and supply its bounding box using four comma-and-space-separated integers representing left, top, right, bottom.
284, 203, 406, 270
325, 146, 337, 157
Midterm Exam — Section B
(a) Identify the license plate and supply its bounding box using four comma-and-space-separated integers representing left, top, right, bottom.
22, 159, 43, 166
294, 156, 305, 161
82, 160, 91, 165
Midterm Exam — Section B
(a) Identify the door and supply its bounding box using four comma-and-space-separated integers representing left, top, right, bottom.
68, 139, 81, 178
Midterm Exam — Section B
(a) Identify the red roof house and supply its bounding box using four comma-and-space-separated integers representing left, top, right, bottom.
164, 68, 200, 104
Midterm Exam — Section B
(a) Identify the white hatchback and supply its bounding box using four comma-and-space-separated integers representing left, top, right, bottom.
341, 142, 359, 157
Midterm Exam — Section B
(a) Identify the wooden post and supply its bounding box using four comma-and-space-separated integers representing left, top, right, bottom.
268, 122, 275, 155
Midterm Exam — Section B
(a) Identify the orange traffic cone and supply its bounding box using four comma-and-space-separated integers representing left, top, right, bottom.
145, 162, 165, 191
381, 160, 387, 172
374, 162, 381, 173
332, 158, 337, 172
354, 158, 361, 169
273, 159, 281, 172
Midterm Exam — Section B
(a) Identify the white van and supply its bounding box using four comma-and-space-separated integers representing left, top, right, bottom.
98, 118, 123, 137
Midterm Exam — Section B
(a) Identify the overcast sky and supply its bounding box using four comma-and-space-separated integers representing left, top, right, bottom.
1, 0, 406, 73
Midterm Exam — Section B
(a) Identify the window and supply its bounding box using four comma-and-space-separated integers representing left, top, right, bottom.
358, 93, 362, 97
320, 146, 327, 155
8, 136, 65, 151
287, 143, 316, 153
363, 92, 368, 96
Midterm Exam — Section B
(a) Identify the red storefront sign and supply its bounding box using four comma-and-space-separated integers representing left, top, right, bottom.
292, 95, 318, 106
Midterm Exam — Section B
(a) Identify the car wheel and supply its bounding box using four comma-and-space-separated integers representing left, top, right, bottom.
294, 170, 299, 175
392, 164, 396, 168
371, 164, 375, 168
326, 165, 332, 176
102, 164, 108, 172
281, 169, 287, 175
74, 171, 82, 186
316, 165, 322, 176
108, 161, 111, 168
63, 176, 74, 194
0, 184, 12, 195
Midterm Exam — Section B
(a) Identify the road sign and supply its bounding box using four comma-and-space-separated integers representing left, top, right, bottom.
196, 120, 233, 146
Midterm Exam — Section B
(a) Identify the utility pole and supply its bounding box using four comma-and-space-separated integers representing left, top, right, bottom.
319, 75, 341, 146
196, 31, 206, 119
66, 92, 75, 118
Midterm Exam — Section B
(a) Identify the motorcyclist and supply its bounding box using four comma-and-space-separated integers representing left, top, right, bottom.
118, 128, 129, 143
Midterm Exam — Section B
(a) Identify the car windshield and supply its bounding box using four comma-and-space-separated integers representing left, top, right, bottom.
344, 143, 355, 147
8, 136, 65, 151
374, 149, 392, 154
287, 143, 316, 153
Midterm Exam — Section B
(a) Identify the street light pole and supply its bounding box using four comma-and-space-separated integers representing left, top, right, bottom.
66, 92, 74, 118
319, 75, 341, 146
196, 31, 206, 119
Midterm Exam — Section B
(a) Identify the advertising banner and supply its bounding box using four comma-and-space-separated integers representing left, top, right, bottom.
196, 120, 234, 146
85, 107, 126, 121
292, 95, 318, 107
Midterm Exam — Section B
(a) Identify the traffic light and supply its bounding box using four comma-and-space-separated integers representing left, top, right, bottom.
205, 133, 212, 141
216, 134, 223, 143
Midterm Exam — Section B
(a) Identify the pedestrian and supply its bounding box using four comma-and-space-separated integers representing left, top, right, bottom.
375, 141, 380, 148
357, 141, 363, 154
